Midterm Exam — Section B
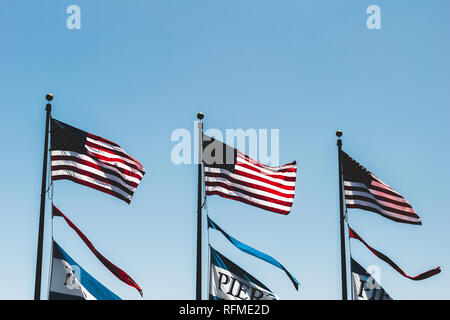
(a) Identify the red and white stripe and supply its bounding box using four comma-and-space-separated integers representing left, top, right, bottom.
204, 151, 297, 215
51, 134, 145, 204
344, 173, 421, 225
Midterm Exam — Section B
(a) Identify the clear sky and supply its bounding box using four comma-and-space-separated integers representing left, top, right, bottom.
0, 0, 449, 300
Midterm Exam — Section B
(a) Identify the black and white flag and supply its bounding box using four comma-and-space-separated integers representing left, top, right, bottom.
49, 241, 121, 300
351, 258, 393, 300
209, 247, 278, 300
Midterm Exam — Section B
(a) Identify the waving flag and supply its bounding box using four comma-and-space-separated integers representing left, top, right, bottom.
349, 226, 441, 281
351, 258, 392, 300
210, 247, 278, 300
203, 135, 297, 215
53, 205, 143, 296
49, 241, 121, 300
208, 217, 300, 290
342, 151, 421, 225
50, 118, 145, 204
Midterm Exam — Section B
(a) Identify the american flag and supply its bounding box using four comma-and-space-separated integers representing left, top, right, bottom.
342, 151, 421, 225
50, 119, 145, 204
203, 136, 297, 215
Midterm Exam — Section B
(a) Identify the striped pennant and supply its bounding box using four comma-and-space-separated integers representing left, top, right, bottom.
53, 205, 143, 296
342, 151, 421, 225
349, 226, 441, 281
203, 135, 297, 215
50, 118, 145, 204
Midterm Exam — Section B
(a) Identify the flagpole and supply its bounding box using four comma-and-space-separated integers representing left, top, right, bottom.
336, 130, 348, 300
196, 112, 204, 300
34, 93, 53, 300
207, 244, 212, 300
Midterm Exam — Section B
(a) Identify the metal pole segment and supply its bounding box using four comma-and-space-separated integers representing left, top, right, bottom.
196, 112, 204, 300
336, 130, 348, 300
34, 93, 53, 300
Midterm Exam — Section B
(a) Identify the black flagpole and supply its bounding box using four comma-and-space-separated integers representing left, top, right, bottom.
196, 112, 204, 300
34, 93, 53, 300
336, 130, 347, 300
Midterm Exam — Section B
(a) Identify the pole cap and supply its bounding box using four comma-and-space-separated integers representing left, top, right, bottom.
197, 112, 204, 120
336, 130, 343, 138
46, 94, 54, 102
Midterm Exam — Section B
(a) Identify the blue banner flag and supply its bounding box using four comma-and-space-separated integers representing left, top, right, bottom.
207, 217, 300, 290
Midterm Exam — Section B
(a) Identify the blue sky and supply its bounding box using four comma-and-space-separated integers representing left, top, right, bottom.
0, 1, 449, 300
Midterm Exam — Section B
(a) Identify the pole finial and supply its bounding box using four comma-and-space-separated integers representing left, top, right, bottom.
197, 112, 204, 120
46, 93, 54, 102
336, 130, 343, 147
